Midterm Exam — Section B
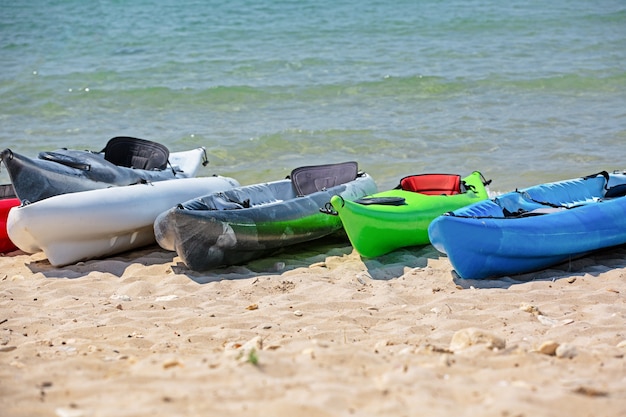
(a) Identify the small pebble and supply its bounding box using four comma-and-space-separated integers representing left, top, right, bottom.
374, 340, 390, 350
55, 408, 85, 417
573, 386, 608, 397
356, 272, 370, 285
294, 310, 303, 317
155, 295, 178, 302
555, 343, 577, 359
440, 354, 453, 367
302, 348, 315, 359
230, 336, 263, 364
398, 347, 414, 355
163, 358, 183, 369
536, 315, 559, 327
450, 328, 506, 352
519, 303, 542, 315
241, 336, 262, 351
537, 341, 559, 356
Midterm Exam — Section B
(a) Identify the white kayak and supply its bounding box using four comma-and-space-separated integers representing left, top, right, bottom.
7, 176, 240, 266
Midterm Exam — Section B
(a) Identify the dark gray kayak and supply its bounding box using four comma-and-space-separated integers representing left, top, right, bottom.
0, 136, 207, 203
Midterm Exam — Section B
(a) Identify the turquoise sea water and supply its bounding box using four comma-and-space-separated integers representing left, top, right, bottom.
1, 0, 625, 192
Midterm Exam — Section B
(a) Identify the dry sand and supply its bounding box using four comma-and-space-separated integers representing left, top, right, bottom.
1, 236, 625, 417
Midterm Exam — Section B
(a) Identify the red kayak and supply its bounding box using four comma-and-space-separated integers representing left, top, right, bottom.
0, 184, 19, 252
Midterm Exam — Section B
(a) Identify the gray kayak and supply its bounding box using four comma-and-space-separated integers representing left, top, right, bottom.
154, 161, 378, 271
0, 136, 208, 203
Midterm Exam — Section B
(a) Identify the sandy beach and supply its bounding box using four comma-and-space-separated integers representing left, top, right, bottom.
3, 0, 625, 415
0, 235, 624, 417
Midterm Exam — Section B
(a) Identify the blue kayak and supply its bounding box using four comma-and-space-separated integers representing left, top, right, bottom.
428, 171, 626, 279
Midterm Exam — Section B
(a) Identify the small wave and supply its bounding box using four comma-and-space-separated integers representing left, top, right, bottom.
504, 72, 626, 93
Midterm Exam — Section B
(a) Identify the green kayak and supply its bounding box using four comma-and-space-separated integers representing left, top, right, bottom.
329, 171, 491, 258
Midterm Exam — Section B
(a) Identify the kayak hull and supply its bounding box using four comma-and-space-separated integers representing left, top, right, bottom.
0, 184, 19, 253
331, 171, 490, 258
155, 168, 378, 271
0, 145, 206, 203
7, 176, 240, 266
428, 171, 626, 279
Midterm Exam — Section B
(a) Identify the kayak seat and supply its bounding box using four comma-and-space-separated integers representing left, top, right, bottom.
397, 174, 462, 195
291, 161, 358, 196
496, 192, 550, 216
102, 136, 170, 170
525, 175, 606, 207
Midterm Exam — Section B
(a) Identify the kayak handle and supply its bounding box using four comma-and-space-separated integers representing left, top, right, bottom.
320, 201, 338, 216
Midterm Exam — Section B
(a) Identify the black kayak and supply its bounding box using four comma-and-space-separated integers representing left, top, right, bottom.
0, 136, 208, 203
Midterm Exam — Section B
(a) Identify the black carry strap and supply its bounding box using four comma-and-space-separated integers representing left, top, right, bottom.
502, 206, 566, 218
354, 196, 407, 206
38, 151, 92, 170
